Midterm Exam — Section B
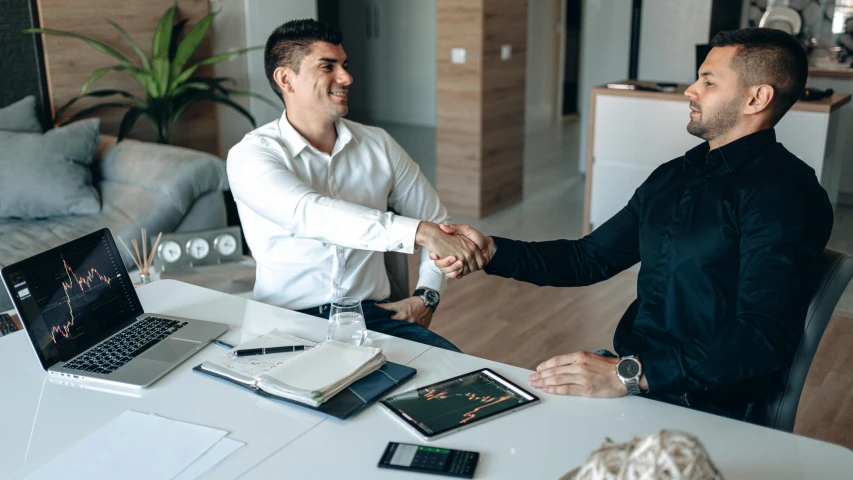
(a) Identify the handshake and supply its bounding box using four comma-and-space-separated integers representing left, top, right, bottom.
415, 222, 495, 279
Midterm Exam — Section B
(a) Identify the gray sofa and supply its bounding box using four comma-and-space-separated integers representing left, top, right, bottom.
0, 137, 229, 311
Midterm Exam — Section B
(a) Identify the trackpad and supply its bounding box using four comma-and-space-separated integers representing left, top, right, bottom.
140, 338, 199, 363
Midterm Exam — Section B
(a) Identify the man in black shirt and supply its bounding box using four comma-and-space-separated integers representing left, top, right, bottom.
432, 28, 834, 420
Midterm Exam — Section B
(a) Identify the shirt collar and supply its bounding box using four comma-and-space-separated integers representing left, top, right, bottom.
277, 109, 358, 158
683, 128, 777, 174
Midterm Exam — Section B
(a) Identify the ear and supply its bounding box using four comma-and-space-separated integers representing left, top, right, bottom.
273, 66, 295, 94
744, 84, 775, 116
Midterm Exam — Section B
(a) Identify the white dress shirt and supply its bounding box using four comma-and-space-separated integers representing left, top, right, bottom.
227, 111, 449, 311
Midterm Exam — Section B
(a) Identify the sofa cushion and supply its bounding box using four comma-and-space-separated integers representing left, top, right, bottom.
99, 139, 229, 213
0, 118, 101, 219
0, 96, 42, 133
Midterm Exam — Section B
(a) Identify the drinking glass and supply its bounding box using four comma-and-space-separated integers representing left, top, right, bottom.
327, 297, 367, 346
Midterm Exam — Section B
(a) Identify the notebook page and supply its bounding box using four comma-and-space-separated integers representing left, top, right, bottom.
199, 329, 316, 385
259, 340, 382, 393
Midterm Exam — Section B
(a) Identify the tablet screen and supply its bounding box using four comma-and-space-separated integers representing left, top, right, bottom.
381, 369, 538, 437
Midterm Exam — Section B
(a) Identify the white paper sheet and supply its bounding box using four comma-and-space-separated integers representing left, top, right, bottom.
172, 437, 244, 480
25, 411, 227, 480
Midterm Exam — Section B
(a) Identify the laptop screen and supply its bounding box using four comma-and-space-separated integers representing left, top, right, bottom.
1, 229, 143, 370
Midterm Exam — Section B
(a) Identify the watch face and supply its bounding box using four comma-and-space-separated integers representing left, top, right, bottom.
424, 290, 439, 305
214, 233, 238, 256
158, 240, 182, 263
618, 358, 641, 379
186, 237, 211, 260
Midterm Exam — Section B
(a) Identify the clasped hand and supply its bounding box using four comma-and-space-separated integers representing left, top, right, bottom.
418, 224, 493, 279
416, 223, 491, 277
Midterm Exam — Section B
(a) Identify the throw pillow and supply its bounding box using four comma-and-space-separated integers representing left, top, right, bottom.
0, 118, 101, 219
0, 96, 43, 133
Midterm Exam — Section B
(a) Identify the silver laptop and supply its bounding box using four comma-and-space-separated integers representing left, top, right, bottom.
1, 228, 228, 389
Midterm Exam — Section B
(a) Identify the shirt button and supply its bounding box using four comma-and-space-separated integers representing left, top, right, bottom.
397, 243, 404, 250
333, 283, 339, 288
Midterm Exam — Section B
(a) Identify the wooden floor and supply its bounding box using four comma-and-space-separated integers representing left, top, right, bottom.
415, 256, 853, 451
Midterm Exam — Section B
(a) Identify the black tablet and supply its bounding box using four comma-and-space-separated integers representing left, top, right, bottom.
380, 368, 539, 440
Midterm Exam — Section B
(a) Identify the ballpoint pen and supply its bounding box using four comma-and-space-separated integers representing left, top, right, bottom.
232, 345, 312, 357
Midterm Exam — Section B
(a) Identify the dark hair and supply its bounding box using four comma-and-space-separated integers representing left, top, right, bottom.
264, 19, 343, 101
710, 28, 807, 125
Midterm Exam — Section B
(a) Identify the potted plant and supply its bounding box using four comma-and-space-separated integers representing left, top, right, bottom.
25, 3, 276, 143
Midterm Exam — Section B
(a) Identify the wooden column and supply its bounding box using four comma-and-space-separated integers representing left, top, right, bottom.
436, 0, 527, 218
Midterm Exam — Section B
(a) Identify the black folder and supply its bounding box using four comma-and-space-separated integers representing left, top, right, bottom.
193, 361, 416, 420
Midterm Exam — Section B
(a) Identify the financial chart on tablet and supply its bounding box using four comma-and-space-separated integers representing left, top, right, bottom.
381, 369, 538, 439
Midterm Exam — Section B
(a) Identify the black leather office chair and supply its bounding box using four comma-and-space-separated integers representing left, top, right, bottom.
753, 248, 853, 432
384, 251, 410, 302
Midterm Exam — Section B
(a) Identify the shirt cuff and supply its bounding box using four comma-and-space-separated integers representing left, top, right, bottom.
484, 236, 520, 278
388, 215, 421, 254
415, 267, 447, 297
639, 347, 682, 394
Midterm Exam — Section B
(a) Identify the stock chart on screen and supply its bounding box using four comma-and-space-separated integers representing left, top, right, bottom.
384, 370, 535, 435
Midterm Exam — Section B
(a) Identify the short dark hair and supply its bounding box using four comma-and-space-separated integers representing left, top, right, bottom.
264, 19, 343, 101
710, 28, 807, 125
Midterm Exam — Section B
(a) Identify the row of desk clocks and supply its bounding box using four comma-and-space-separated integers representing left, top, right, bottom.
152, 226, 244, 273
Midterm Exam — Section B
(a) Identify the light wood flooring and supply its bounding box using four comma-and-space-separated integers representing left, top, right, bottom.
416, 256, 853, 451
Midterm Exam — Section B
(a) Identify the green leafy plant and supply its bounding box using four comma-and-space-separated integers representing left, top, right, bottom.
25, 3, 276, 144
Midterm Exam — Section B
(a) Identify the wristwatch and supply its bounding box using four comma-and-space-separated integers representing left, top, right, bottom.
413, 288, 440, 310
616, 355, 643, 395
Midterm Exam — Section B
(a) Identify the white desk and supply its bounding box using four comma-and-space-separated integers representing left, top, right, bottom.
2, 280, 852, 479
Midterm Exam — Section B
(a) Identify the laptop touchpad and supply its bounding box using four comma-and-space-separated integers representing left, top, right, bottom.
140, 338, 199, 363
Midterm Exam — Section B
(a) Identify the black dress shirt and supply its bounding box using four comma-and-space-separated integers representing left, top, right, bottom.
485, 129, 833, 410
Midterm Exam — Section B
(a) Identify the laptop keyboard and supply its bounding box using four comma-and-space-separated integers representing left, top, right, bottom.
64, 317, 188, 375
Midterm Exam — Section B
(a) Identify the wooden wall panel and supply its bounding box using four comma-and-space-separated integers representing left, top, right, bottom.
436, 0, 526, 218
35, 0, 220, 155
437, 0, 483, 218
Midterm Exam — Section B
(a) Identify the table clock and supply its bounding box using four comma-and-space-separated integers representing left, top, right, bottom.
153, 226, 243, 272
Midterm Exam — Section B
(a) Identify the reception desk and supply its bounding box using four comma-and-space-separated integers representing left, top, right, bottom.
583, 81, 852, 234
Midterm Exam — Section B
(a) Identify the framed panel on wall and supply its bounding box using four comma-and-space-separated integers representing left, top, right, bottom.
0, 0, 51, 127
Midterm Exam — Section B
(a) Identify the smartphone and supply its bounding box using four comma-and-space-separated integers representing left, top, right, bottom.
378, 442, 479, 478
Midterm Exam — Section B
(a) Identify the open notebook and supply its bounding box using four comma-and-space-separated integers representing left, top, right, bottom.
194, 330, 416, 419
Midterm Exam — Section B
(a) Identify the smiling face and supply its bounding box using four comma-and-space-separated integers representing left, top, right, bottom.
282, 41, 353, 122
684, 46, 746, 142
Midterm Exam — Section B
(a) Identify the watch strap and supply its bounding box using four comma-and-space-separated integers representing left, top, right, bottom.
625, 380, 642, 395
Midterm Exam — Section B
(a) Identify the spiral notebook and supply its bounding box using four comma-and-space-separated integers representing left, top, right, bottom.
193, 330, 416, 420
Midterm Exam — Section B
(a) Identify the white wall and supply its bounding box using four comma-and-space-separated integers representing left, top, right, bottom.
244, 0, 317, 127
525, 0, 561, 132
577, 0, 632, 173
211, 0, 251, 156
637, 0, 712, 83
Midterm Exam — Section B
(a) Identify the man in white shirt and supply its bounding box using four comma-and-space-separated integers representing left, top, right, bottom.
227, 19, 485, 351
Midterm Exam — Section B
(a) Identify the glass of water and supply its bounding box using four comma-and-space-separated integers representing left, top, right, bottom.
327, 297, 367, 346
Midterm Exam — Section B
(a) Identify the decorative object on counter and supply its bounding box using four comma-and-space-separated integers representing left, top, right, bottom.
0, 313, 18, 336
117, 228, 162, 284
23, 4, 276, 144
562, 430, 724, 480
153, 226, 243, 273
759, 1, 803, 35
801, 86, 835, 100
838, 16, 853, 57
